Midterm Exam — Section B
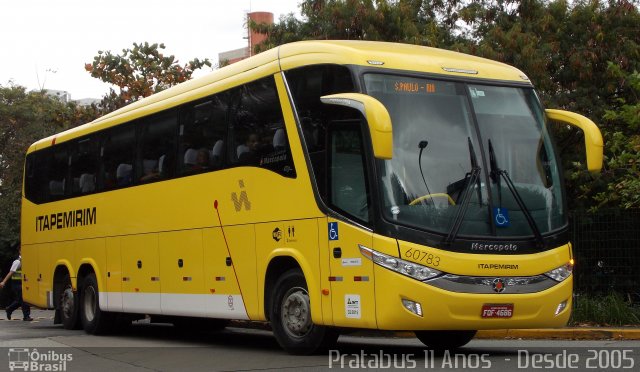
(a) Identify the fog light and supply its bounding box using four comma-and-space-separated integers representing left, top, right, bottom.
555, 299, 568, 316
402, 299, 423, 317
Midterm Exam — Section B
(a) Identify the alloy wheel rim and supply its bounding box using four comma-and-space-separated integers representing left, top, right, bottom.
281, 286, 312, 338
61, 287, 74, 319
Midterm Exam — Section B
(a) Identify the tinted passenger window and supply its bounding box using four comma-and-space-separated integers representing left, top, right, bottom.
229, 76, 295, 177
138, 111, 178, 183
329, 123, 370, 223
70, 137, 99, 195
285, 65, 357, 198
179, 95, 228, 175
101, 126, 135, 190
45, 145, 69, 201
25, 152, 47, 203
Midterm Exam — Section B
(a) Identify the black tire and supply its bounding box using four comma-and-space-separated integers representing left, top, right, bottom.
80, 273, 114, 334
270, 268, 338, 355
59, 274, 81, 330
415, 330, 477, 350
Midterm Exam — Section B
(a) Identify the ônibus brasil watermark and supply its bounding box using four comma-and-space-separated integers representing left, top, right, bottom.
7, 348, 73, 372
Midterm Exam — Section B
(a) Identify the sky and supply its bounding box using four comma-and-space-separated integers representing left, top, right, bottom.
0, 0, 302, 100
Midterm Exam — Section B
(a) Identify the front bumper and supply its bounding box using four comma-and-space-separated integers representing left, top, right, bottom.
373, 264, 572, 330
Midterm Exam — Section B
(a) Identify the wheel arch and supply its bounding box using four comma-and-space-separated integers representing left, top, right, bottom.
263, 250, 322, 324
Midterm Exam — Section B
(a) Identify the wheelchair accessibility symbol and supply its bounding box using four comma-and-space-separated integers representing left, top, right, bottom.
328, 222, 339, 241
493, 207, 511, 228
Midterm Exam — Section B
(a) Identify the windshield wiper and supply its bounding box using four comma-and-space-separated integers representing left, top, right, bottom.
488, 139, 544, 248
417, 140, 435, 206
443, 138, 481, 247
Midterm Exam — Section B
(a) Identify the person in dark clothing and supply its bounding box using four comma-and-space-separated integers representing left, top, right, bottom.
1, 249, 32, 321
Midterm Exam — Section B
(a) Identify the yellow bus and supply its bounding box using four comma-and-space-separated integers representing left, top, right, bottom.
21, 40, 603, 354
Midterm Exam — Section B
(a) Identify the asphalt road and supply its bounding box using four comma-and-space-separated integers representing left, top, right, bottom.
2, 309, 640, 371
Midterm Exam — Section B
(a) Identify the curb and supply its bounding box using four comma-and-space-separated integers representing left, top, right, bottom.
474, 328, 640, 340
228, 321, 640, 340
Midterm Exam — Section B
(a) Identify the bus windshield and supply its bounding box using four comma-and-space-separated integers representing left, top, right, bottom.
364, 73, 565, 239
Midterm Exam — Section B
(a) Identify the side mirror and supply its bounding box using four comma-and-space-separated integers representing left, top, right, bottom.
546, 109, 603, 173
320, 93, 393, 159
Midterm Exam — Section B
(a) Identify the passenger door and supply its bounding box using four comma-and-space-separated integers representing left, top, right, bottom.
326, 122, 377, 328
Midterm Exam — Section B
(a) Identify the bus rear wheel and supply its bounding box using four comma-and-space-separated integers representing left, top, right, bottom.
80, 272, 114, 334
415, 330, 477, 350
59, 274, 81, 330
270, 269, 338, 355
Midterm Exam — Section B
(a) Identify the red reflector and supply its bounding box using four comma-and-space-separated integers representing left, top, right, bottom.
328, 276, 343, 282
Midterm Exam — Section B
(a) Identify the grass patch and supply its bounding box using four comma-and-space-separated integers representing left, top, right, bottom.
570, 292, 640, 326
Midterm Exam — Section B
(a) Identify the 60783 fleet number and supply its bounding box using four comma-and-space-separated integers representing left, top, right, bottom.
404, 248, 441, 267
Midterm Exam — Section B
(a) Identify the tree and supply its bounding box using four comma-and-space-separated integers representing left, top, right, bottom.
85, 42, 212, 112
592, 67, 640, 209
0, 84, 97, 264
250, 0, 469, 53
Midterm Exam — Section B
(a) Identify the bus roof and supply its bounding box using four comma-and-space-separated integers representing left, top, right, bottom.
29, 40, 530, 153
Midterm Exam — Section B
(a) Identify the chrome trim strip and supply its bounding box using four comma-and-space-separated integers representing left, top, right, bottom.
425, 274, 559, 294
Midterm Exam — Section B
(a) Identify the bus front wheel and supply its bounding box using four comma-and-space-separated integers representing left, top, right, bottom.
80, 273, 114, 334
270, 269, 338, 355
415, 330, 477, 350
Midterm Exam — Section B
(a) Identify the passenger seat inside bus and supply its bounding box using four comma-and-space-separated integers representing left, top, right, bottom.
273, 128, 286, 150
49, 179, 65, 196
211, 140, 224, 168
79, 173, 95, 193
116, 163, 133, 186
183, 148, 198, 167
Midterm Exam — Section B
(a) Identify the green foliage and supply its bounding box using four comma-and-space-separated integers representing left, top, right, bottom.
250, 0, 469, 53
0, 84, 98, 262
571, 292, 640, 326
86, 42, 212, 111
592, 67, 640, 209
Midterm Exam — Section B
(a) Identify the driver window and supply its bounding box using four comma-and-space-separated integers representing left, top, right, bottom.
328, 122, 370, 223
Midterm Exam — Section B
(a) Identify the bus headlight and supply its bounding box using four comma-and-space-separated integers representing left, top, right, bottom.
544, 262, 573, 282
359, 245, 441, 281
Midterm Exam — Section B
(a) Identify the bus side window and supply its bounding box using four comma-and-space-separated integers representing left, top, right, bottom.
70, 137, 99, 196
100, 125, 136, 191
138, 110, 178, 183
44, 145, 69, 202
228, 76, 296, 178
328, 121, 371, 223
25, 152, 47, 204
284, 64, 357, 199
179, 93, 228, 175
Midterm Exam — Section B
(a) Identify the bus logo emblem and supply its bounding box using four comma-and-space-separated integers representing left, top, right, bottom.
492, 278, 506, 293
227, 295, 234, 309
272, 227, 282, 242
231, 180, 251, 211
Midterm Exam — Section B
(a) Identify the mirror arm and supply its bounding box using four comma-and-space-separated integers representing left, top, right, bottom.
545, 109, 603, 173
321, 93, 393, 159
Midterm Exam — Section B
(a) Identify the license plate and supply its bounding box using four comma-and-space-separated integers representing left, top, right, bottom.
481, 304, 514, 318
